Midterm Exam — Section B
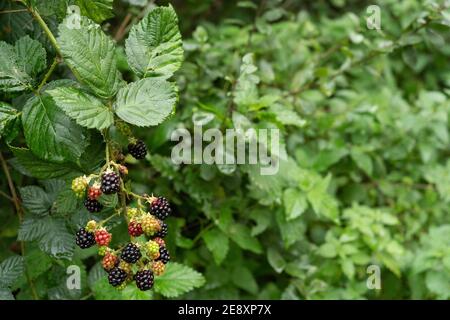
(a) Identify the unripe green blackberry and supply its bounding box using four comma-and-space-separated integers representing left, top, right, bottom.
72, 176, 88, 198
85, 220, 97, 233
141, 214, 160, 236
145, 240, 160, 259
151, 261, 165, 276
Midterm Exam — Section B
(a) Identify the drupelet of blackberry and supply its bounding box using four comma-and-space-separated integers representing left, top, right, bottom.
84, 198, 103, 213
120, 243, 142, 264
101, 171, 120, 194
150, 196, 171, 220
128, 140, 147, 160
108, 267, 127, 287
75, 228, 96, 249
154, 221, 168, 238
157, 246, 170, 264
135, 269, 154, 291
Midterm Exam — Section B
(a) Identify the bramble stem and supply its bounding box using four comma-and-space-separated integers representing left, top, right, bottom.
37, 57, 58, 93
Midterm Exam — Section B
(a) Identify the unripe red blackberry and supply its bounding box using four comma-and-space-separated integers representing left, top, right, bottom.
157, 246, 170, 264
149, 196, 171, 220
151, 261, 165, 276
75, 228, 95, 249
135, 269, 154, 291
101, 170, 120, 194
120, 243, 142, 264
128, 221, 143, 237
128, 140, 147, 160
108, 267, 127, 287
87, 185, 102, 200
102, 252, 117, 271
95, 229, 112, 246
118, 164, 128, 176
152, 237, 166, 248
84, 198, 103, 213
154, 221, 168, 238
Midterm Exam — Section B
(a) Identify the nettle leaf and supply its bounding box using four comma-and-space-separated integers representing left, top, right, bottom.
0, 41, 32, 92
283, 188, 307, 220
125, 5, 183, 79
0, 103, 20, 139
154, 263, 205, 298
202, 227, 229, 265
10, 147, 83, 179
14, 35, 47, 78
0, 255, 24, 288
75, 0, 114, 24
58, 16, 123, 98
306, 175, 339, 223
19, 186, 52, 216
114, 78, 177, 127
48, 86, 114, 130
22, 94, 88, 162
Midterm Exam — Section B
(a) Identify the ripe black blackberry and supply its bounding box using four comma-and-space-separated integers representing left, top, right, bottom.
120, 243, 142, 263
84, 198, 103, 213
154, 221, 168, 238
75, 228, 96, 249
157, 246, 170, 264
135, 269, 154, 291
108, 267, 128, 287
101, 171, 120, 194
150, 196, 171, 220
128, 140, 147, 160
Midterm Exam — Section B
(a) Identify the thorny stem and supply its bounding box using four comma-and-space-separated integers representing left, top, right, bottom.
0, 152, 39, 300
37, 57, 58, 93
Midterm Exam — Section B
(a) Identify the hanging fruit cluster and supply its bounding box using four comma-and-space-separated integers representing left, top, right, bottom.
72, 138, 172, 291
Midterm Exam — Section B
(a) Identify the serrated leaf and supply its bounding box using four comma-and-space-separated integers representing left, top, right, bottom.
0, 255, 24, 288
92, 276, 122, 300
0, 103, 20, 139
351, 148, 373, 176
121, 285, 153, 300
227, 224, 263, 254
307, 175, 339, 222
283, 188, 307, 220
14, 35, 46, 78
0, 41, 32, 92
10, 147, 83, 179
38, 218, 75, 259
114, 78, 177, 127
48, 86, 114, 130
231, 266, 258, 294
58, 16, 123, 98
276, 210, 305, 248
75, 0, 114, 23
22, 94, 88, 162
125, 5, 183, 78
154, 263, 205, 298
202, 228, 229, 265
19, 186, 52, 216
18, 216, 49, 241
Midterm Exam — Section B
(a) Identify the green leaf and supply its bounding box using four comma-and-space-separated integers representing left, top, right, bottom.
0, 41, 32, 92
317, 243, 337, 258
114, 78, 177, 127
0, 288, 14, 300
125, 5, 183, 78
22, 94, 88, 162
0, 103, 20, 139
19, 186, 52, 216
307, 175, 339, 222
18, 216, 49, 241
58, 16, 123, 98
267, 247, 286, 273
276, 210, 305, 248
92, 276, 122, 300
14, 35, 46, 78
425, 271, 450, 298
121, 285, 153, 300
283, 188, 308, 220
0, 255, 24, 288
351, 148, 373, 176
48, 86, 114, 130
227, 224, 263, 254
75, 0, 114, 23
202, 228, 229, 265
154, 263, 205, 298
231, 266, 258, 294
10, 147, 83, 179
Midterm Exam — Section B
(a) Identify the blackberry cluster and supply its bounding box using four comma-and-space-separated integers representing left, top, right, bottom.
101, 171, 120, 194
76, 228, 95, 249
84, 198, 103, 213
108, 267, 128, 287
121, 243, 142, 263
128, 140, 147, 160
135, 270, 154, 291
150, 196, 172, 220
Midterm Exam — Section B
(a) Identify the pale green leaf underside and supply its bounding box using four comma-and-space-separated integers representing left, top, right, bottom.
0, 41, 32, 92
0, 256, 24, 288
114, 78, 177, 127
58, 17, 123, 98
125, 5, 183, 78
0, 102, 19, 138
154, 263, 205, 298
48, 86, 114, 130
